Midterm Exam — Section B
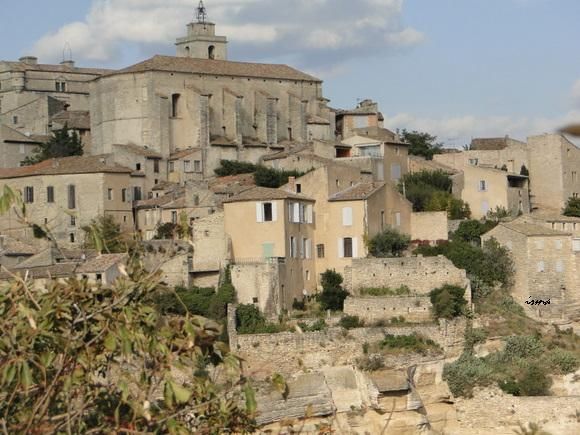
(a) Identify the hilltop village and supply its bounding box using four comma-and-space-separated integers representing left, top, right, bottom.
1, 3, 580, 434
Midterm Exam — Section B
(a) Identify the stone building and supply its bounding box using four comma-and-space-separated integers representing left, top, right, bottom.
335, 99, 384, 140
224, 187, 316, 313
0, 124, 46, 168
0, 155, 139, 247
482, 216, 580, 321
89, 12, 335, 181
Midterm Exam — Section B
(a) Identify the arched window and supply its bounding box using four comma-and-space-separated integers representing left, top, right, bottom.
185, 46, 190, 57
208, 45, 215, 59
171, 94, 180, 118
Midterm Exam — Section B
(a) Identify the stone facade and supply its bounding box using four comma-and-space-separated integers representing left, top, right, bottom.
343, 256, 471, 301
343, 295, 432, 323
410, 211, 448, 242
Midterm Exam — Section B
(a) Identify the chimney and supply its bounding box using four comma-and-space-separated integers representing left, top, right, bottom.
19, 56, 38, 65
60, 60, 75, 69
288, 176, 296, 193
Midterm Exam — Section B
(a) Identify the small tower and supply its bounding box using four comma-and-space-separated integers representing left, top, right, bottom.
175, 1, 228, 60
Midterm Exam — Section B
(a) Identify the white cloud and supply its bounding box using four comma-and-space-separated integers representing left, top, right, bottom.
31, 0, 423, 72
387, 110, 580, 148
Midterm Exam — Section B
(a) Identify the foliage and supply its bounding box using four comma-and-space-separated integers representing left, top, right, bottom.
236, 304, 284, 334
380, 333, 441, 355
424, 191, 471, 219
429, 285, 467, 319
400, 129, 442, 160
21, 124, 83, 166
214, 160, 257, 176
503, 335, 544, 360
443, 353, 495, 397
318, 270, 349, 311
356, 354, 385, 371
0, 260, 256, 433
563, 197, 580, 217
297, 319, 327, 332
83, 214, 126, 253
208, 270, 237, 321
154, 222, 178, 240
292, 298, 306, 311
486, 206, 511, 221
366, 228, 411, 257
360, 285, 411, 297
253, 166, 305, 189
154, 286, 216, 317
338, 315, 364, 330
453, 219, 498, 244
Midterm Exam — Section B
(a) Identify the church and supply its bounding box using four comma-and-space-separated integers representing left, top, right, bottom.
89, 1, 336, 180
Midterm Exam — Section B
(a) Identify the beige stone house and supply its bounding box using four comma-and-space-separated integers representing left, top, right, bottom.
483, 216, 580, 321
224, 187, 316, 313
335, 99, 384, 141
50, 110, 92, 152
0, 125, 46, 168
0, 155, 139, 247
0, 235, 36, 268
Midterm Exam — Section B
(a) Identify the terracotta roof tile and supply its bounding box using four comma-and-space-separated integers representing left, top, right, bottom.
169, 148, 197, 160
1, 60, 112, 76
0, 236, 36, 256
51, 110, 91, 130
223, 186, 314, 203
0, 125, 44, 144
108, 55, 321, 82
77, 253, 127, 273
329, 182, 385, 202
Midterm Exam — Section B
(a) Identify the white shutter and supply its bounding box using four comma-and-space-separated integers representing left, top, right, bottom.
306, 204, 313, 223
573, 239, 580, 252
293, 203, 300, 223
342, 207, 353, 226
288, 203, 293, 222
338, 238, 344, 258
292, 237, 298, 258
256, 202, 263, 222
305, 239, 312, 259
352, 237, 358, 258
395, 212, 401, 227
271, 202, 278, 222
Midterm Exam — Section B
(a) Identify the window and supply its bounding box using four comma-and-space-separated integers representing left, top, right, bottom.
573, 239, 580, 252
169, 161, 175, 173
69, 233, 75, 243
70, 215, 76, 227
13, 116, 18, 125
171, 94, 180, 118
306, 270, 311, 281
257, 202, 277, 222
537, 261, 545, 273
290, 236, 297, 258
96, 273, 103, 282
55, 81, 66, 92
67, 185, 76, 209
208, 45, 215, 60
296, 183, 302, 194
535, 240, 544, 250
468, 158, 479, 166
380, 210, 385, 230
301, 238, 311, 259
19, 144, 25, 154
184, 160, 192, 172
133, 187, 142, 201
556, 260, 564, 273
481, 201, 489, 215
395, 212, 401, 227
479, 180, 487, 191
194, 160, 202, 172
317, 244, 325, 258
390, 163, 401, 181
342, 207, 353, 226
47, 186, 54, 203
121, 189, 127, 203
343, 237, 353, 258
354, 116, 368, 128
24, 186, 34, 203
171, 211, 178, 224
136, 163, 141, 171
153, 160, 159, 173
555, 240, 563, 250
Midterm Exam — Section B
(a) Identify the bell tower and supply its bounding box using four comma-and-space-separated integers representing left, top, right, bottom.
175, 1, 228, 60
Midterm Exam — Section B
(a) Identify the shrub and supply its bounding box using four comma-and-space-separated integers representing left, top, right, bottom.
298, 319, 327, 332
153, 286, 216, 317
154, 222, 178, 240
236, 304, 285, 334
360, 285, 411, 297
339, 315, 364, 329
357, 354, 385, 371
214, 160, 257, 176
453, 219, 498, 244
443, 353, 494, 397
292, 298, 306, 311
429, 285, 467, 319
547, 349, 579, 374
380, 333, 441, 355
367, 229, 411, 257
503, 336, 544, 360
563, 197, 580, 217
253, 166, 305, 188
318, 270, 349, 311
518, 364, 552, 396
207, 279, 236, 321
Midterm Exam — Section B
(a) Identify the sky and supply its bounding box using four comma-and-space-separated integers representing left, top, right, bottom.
1, 0, 579, 147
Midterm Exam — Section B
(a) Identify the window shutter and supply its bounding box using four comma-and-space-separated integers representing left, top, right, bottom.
306, 204, 313, 223
352, 237, 358, 258
305, 239, 311, 259
292, 237, 298, 258
256, 202, 263, 222
338, 238, 344, 258
293, 203, 300, 223
271, 202, 278, 222
342, 207, 353, 226
288, 203, 293, 222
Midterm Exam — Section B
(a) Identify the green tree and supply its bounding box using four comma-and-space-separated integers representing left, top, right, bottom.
21, 124, 83, 166
563, 197, 580, 217
367, 228, 410, 257
400, 129, 443, 160
253, 166, 304, 188
83, 215, 126, 253
318, 270, 349, 311
214, 159, 257, 176
429, 284, 468, 319
154, 222, 178, 239
453, 219, 498, 244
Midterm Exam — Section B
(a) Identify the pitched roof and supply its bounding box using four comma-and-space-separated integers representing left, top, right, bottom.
107, 55, 321, 82
169, 148, 198, 160
1, 60, 112, 76
470, 137, 525, 151
329, 182, 384, 202
223, 186, 314, 203
352, 127, 402, 143
0, 155, 132, 179
51, 110, 91, 130
113, 144, 162, 159
0, 263, 79, 280
0, 236, 36, 256
0, 125, 44, 144
208, 173, 256, 195
307, 115, 331, 125
497, 219, 571, 237
77, 254, 127, 273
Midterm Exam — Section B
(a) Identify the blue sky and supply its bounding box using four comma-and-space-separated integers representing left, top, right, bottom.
2, 0, 579, 147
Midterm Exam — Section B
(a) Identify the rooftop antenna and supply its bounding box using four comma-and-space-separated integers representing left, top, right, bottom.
62, 42, 73, 62
196, 0, 208, 24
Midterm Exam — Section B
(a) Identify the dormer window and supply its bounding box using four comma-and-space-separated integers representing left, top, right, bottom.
55, 80, 66, 92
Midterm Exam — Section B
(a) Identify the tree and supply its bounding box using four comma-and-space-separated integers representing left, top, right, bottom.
429, 284, 467, 319
400, 129, 443, 160
21, 124, 83, 166
563, 197, 580, 217
0, 259, 256, 433
154, 222, 178, 239
453, 219, 498, 245
367, 228, 410, 257
83, 215, 126, 253
318, 270, 349, 311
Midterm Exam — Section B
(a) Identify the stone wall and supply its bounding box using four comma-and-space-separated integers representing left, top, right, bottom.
411, 212, 448, 242
228, 305, 465, 376
343, 296, 432, 323
230, 262, 282, 316
343, 256, 471, 303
